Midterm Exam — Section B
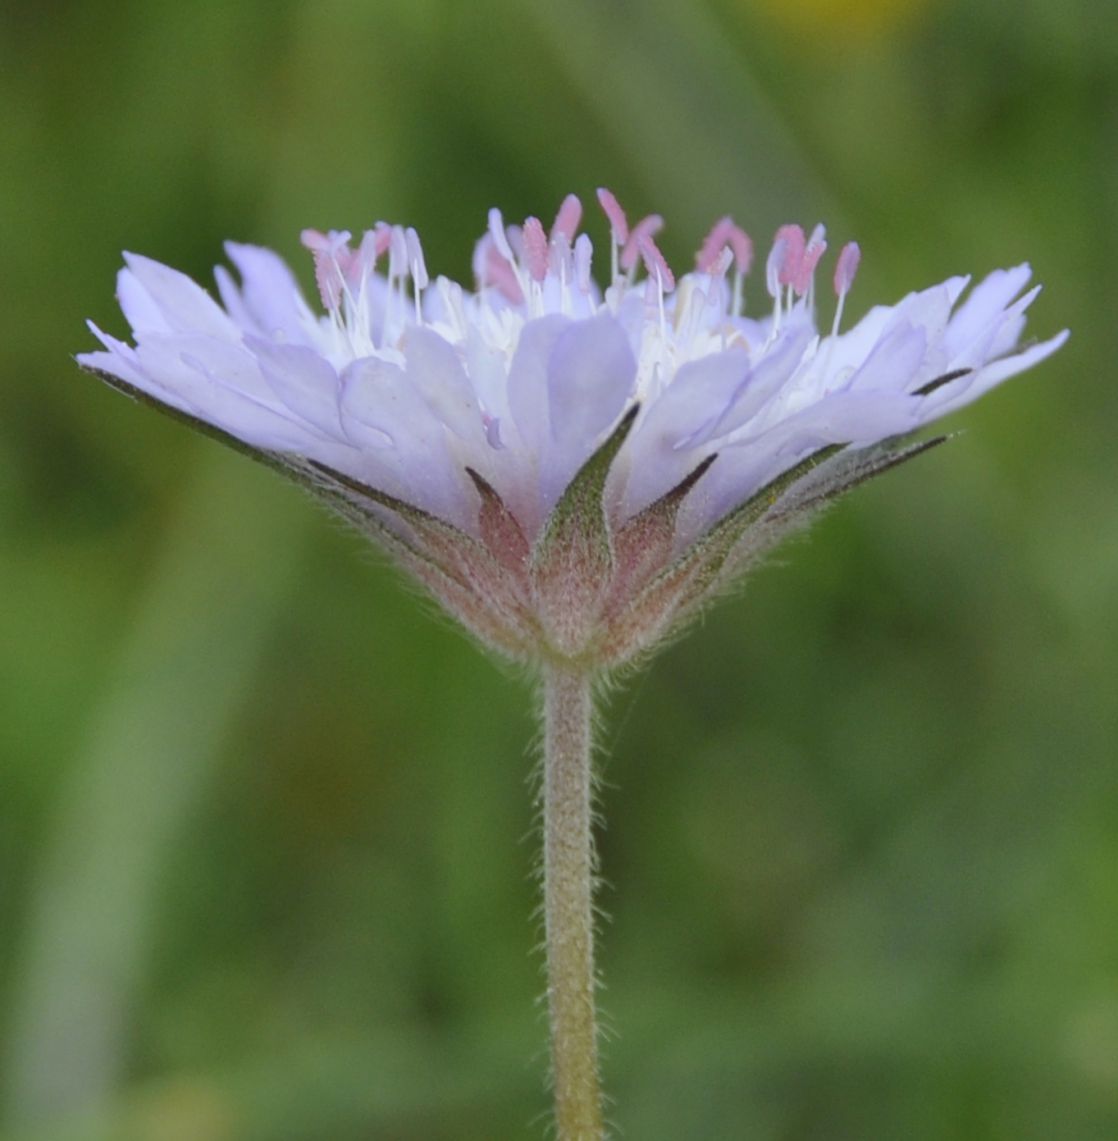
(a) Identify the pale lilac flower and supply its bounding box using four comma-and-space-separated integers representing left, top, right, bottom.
79, 193, 1067, 667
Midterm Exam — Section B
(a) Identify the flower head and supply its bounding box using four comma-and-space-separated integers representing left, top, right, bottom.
80, 193, 1067, 667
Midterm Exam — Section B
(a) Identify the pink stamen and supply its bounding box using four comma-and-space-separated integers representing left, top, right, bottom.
373, 222, 394, 258
551, 194, 583, 243
834, 241, 861, 297
345, 229, 382, 289
596, 188, 629, 244
772, 224, 806, 289
696, 217, 753, 277
727, 225, 753, 277
301, 228, 352, 310
479, 238, 525, 304
637, 234, 675, 292
792, 223, 827, 296
620, 214, 664, 272
522, 216, 549, 283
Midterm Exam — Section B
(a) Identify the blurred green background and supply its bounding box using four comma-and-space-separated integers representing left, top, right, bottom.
1, 0, 1115, 1137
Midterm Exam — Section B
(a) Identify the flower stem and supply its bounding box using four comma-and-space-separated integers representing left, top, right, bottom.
540, 662, 603, 1140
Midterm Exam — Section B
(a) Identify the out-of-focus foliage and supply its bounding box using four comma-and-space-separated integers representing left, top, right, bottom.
1, 0, 1115, 1137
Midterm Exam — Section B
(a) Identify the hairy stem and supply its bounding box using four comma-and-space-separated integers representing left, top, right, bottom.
540, 662, 603, 1140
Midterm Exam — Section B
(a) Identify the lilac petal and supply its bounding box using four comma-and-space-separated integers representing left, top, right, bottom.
78, 345, 195, 418
710, 323, 815, 436
79, 322, 148, 383
621, 351, 749, 515
340, 356, 442, 449
338, 356, 470, 525
131, 337, 328, 450
747, 390, 923, 452
636, 349, 751, 452
403, 327, 484, 442
695, 391, 923, 532
122, 253, 239, 340
947, 285, 1040, 372
173, 335, 277, 402
463, 329, 512, 429
117, 268, 173, 335
892, 279, 957, 340
845, 321, 929, 395
246, 336, 346, 439
223, 242, 319, 343
622, 328, 813, 516
213, 267, 254, 332
507, 313, 570, 453
832, 276, 969, 376
923, 329, 1069, 419
944, 264, 1033, 358
546, 314, 636, 447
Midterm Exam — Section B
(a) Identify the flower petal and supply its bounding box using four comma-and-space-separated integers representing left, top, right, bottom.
122, 253, 239, 340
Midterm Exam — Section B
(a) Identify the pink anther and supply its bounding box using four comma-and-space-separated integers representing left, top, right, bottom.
551, 194, 583, 243
476, 237, 524, 305
792, 223, 827, 296
596, 188, 630, 245
522, 216, 549, 283
300, 228, 353, 309
346, 229, 383, 288
620, 214, 664, 272
373, 222, 394, 258
772, 224, 806, 289
696, 217, 753, 277
833, 241, 861, 296
637, 234, 675, 292
727, 225, 753, 276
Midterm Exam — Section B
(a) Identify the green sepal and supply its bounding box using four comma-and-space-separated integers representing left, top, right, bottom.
465, 467, 531, 581
307, 460, 541, 654
763, 434, 948, 526
531, 404, 639, 578
607, 453, 717, 607
600, 436, 947, 666
529, 404, 639, 659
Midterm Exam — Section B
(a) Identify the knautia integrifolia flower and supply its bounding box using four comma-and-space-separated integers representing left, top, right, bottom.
79, 192, 1066, 1139
79, 192, 1065, 670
